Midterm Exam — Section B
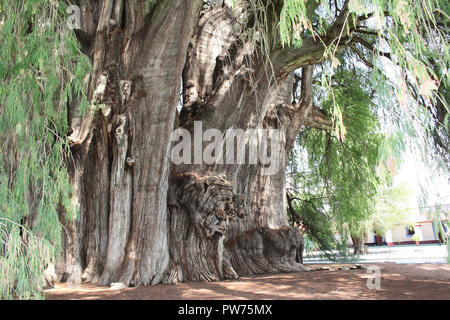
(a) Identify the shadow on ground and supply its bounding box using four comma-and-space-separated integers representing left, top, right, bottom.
45, 263, 450, 300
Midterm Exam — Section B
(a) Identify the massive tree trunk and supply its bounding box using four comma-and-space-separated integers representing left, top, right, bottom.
59, 1, 336, 286
168, 5, 326, 278
61, 0, 203, 286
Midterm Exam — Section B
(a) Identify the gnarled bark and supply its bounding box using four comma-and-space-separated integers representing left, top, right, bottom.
58, 1, 337, 287
225, 226, 308, 276
164, 173, 247, 283
172, 7, 323, 278
61, 0, 203, 287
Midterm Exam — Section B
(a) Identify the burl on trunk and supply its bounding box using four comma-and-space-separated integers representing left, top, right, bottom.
59, 1, 330, 287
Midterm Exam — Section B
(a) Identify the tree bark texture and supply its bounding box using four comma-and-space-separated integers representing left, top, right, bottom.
173, 5, 319, 277
62, 0, 203, 286
59, 1, 337, 287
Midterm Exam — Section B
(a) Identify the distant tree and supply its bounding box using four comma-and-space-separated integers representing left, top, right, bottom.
371, 182, 416, 234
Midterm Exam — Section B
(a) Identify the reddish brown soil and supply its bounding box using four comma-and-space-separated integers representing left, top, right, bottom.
45, 263, 450, 300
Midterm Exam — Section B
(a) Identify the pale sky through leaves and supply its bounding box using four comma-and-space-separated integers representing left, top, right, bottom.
395, 151, 450, 210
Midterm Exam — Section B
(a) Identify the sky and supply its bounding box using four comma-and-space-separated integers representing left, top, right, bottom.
394, 150, 450, 211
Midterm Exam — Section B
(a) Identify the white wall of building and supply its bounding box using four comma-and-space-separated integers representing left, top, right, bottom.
385, 221, 437, 243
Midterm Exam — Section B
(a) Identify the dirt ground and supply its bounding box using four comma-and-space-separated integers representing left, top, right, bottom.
45, 263, 450, 300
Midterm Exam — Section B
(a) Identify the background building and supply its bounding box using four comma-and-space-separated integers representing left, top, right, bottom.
365, 204, 449, 246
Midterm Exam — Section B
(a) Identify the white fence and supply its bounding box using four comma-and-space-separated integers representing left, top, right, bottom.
304, 244, 449, 264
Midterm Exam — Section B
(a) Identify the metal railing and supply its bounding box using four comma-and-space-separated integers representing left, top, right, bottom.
303, 243, 449, 264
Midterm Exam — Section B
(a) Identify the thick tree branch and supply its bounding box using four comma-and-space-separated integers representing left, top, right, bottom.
271, 0, 351, 77
269, 1, 395, 78
352, 36, 392, 60
350, 44, 374, 69
357, 10, 391, 22
296, 67, 332, 131
354, 28, 389, 41
282, 67, 332, 152
300, 64, 313, 103
303, 105, 333, 131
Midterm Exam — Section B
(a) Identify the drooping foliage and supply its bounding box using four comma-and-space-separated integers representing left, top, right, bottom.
279, 0, 448, 156
371, 181, 415, 234
287, 60, 382, 253
283, 0, 448, 254
0, 0, 90, 299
